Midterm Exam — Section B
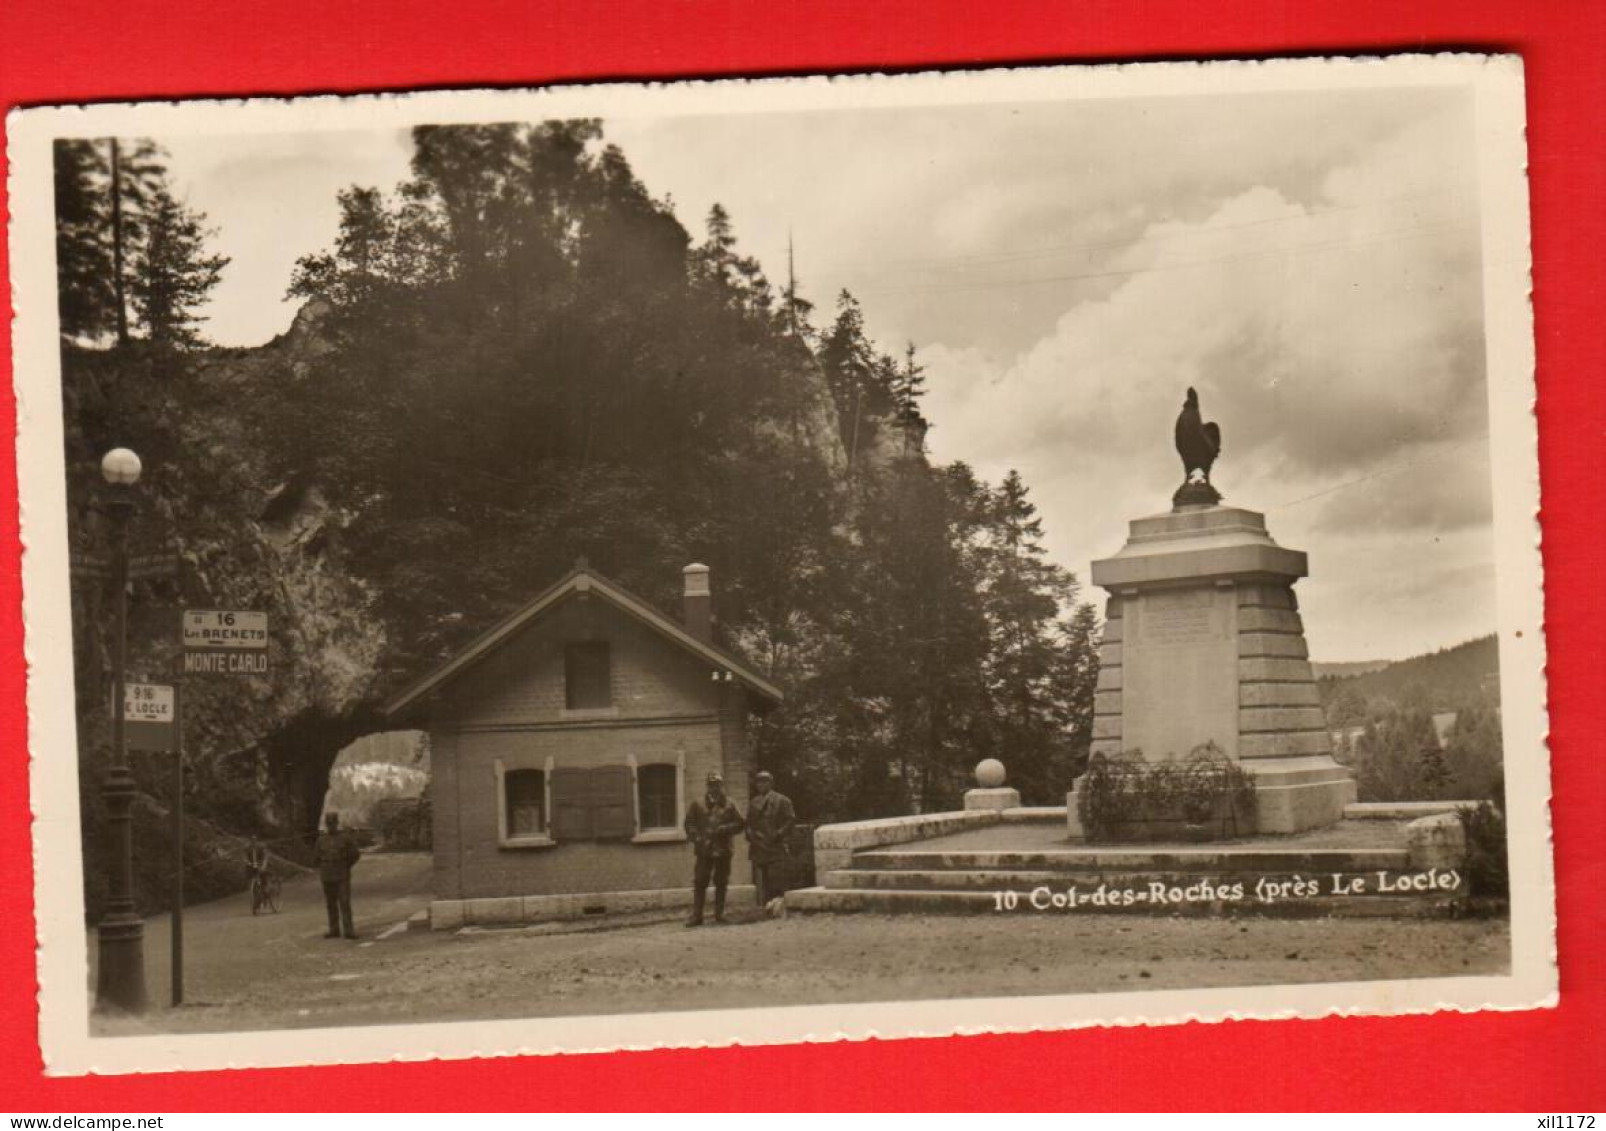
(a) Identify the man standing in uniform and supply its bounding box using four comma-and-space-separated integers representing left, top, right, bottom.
684, 771, 744, 926
314, 811, 361, 939
745, 770, 796, 909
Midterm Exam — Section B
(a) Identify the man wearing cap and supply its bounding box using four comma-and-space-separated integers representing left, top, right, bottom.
313, 811, 361, 939
683, 771, 745, 926
745, 771, 796, 909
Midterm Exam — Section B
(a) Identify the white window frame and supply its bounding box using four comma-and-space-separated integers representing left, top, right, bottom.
496, 756, 556, 849
629, 749, 687, 843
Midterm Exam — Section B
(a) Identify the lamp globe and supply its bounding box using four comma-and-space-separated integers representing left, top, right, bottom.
100, 448, 142, 487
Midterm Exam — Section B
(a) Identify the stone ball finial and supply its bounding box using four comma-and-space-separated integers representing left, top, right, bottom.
975, 758, 1006, 788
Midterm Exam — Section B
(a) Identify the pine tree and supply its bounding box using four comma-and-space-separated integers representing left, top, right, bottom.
690, 203, 773, 318
53, 140, 115, 341
51, 137, 168, 344
1055, 602, 1102, 781
979, 470, 1088, 800
106, 139, 170, 346
781, 233, 814, 340
892, 342, 927, 422
1418, 737, 1451, 798
290, 187, 397, 313
128, 186, 229, 349
820, 291, 877, 461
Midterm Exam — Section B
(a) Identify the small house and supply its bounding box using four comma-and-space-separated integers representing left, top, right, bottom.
385, 560, 782, 927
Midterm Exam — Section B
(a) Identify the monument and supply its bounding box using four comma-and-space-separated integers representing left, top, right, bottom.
1071, 388, 1357, 837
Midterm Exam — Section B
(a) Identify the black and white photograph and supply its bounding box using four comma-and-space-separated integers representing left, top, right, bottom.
7, 55, 1550, 1074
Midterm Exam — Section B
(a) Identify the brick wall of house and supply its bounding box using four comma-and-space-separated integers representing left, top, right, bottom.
431, 729, 463, 898
428, 593, 758, 901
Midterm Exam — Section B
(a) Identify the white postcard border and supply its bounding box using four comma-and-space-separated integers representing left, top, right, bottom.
6, 53, 1553, 1076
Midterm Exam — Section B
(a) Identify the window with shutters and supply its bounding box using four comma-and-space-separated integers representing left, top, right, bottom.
505, 769, 545, 836
637, 763, 678, 830
564, 641, 612, 709
549, 764, 635, 841
497, 761, 554, 848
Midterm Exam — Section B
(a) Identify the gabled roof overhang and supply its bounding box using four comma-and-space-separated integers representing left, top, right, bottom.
383, 566, 783, 720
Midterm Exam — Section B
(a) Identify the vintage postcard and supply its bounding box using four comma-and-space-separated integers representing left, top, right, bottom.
7, 54, 1551, 1075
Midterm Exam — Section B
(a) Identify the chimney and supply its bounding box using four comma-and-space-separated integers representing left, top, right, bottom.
682, 563, 712, 643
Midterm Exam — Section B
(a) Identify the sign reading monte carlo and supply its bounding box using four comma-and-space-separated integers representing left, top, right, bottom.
182, 609, 269, 674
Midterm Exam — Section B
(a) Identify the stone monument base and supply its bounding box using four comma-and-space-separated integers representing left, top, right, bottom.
1065, 759, 1357, 840
1080, 502, 1358, 841
1244, 755, 1358, 834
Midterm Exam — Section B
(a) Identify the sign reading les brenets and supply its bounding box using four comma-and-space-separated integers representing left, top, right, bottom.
182, 609, 269, 674
118, 682, 176, 752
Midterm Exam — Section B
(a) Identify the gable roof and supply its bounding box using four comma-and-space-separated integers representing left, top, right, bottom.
383, 564, 783, 719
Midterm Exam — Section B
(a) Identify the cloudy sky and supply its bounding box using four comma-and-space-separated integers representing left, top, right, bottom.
158, 84, 1493, 664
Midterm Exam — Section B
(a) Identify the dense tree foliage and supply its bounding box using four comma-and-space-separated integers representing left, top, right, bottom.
60, 119, 1099, 834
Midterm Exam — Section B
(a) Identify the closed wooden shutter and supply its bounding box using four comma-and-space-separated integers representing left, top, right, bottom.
549, 766, 591, 841
548, 765, 635, 840
592, 764, 636, 840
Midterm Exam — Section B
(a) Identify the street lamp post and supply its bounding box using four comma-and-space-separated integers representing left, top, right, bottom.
94, 446, 147, 1014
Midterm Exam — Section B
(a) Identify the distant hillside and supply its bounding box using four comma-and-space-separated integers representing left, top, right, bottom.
1312, 659, 1391, 679
1319, 634, 1499, 712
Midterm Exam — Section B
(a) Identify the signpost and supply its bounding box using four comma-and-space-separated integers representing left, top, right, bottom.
171, 711, 184, 1009
174, 608, 267, 1002
181, 609, 270, 674
72, 546, 177, 583
120, 682, 176, 753
113, 680, 183, 1004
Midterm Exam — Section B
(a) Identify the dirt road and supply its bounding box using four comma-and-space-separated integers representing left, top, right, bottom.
91, 850, 435, 1020
91, 851, 1509, 1036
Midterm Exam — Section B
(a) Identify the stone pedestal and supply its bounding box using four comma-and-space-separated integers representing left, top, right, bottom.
1073, 504, 1356, 837
964, 759, 1020, 811
964, 787, 1022, 812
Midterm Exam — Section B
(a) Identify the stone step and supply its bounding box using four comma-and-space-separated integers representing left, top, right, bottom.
851, 846, 1411, 874
786, 879, 1466, 919
1344, 800, 1477, 820
824, 867, 1433, 893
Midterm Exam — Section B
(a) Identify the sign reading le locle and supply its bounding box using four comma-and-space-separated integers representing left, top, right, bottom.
120, 682, 176, 752
182, 609, 269, 674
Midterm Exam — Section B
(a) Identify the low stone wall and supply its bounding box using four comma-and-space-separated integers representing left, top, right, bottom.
813, 811, 1000, 875
812, 807, 1066, 872
1002, 806, 1067, 822
430, 884, 756, 930
1346, 800, 1479, 820
1405, 812, 1468, 871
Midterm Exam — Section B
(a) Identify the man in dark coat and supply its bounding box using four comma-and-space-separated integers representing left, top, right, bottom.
313, 811, 361, 939
745, 771, 796, 908
245, 835, 271, 912
683, 771, 745, 926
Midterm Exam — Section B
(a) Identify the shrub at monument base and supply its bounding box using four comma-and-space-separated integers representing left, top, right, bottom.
1078, 744, 1257, 843
1457, 800, 1509, 900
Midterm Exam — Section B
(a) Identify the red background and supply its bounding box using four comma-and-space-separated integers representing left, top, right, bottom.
1, 0, 1601, 1111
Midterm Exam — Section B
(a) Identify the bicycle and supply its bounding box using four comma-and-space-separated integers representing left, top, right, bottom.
250, 868, 282, 915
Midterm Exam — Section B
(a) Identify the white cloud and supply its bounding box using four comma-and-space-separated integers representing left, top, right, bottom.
919, 94, 1491, 660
